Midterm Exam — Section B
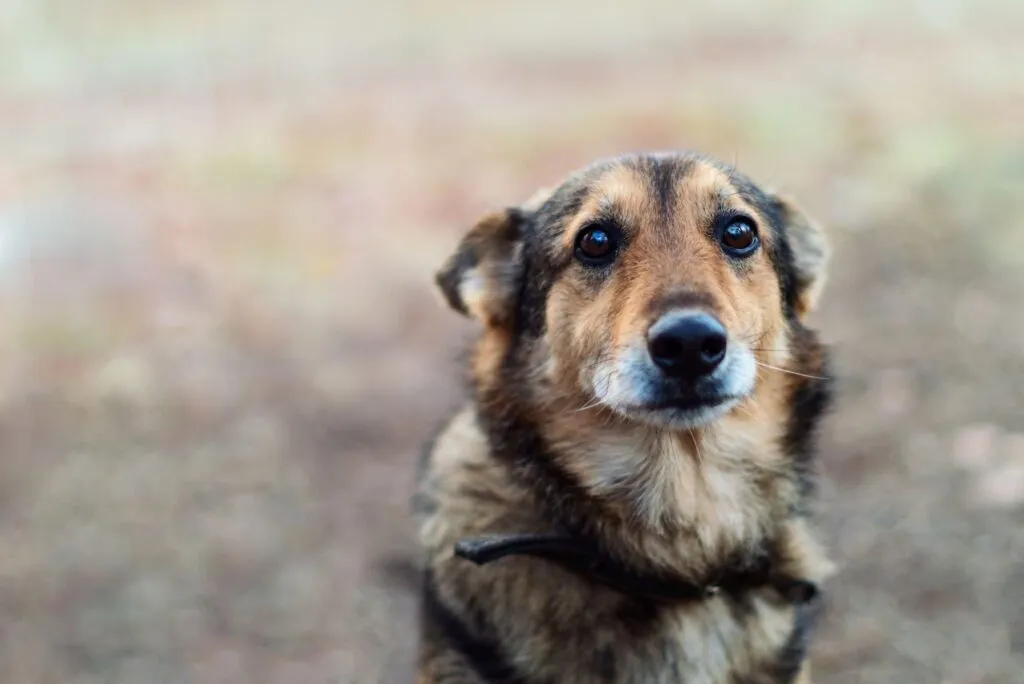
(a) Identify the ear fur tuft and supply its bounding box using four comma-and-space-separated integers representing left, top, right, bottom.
771, 194, 829, 319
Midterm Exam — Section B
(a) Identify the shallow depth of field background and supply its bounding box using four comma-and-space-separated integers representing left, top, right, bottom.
2, 1, 1024, 682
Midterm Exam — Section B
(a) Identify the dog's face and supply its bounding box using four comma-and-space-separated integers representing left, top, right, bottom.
437, 153, 828, 430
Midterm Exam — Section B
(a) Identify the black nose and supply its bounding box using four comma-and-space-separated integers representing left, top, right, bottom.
647, 313, 728, 379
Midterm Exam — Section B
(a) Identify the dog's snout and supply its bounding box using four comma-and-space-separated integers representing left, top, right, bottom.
647, 313, 727, 379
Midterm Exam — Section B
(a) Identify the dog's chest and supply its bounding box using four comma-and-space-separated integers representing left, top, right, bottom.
541, 592, 804, 684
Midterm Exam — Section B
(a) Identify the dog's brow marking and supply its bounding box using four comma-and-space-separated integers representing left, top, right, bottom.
650, 158, 678, 220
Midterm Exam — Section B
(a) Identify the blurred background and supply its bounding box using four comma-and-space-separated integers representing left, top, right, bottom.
2, 0, 1023, 682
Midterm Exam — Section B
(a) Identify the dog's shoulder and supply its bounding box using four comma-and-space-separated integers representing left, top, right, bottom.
414, 405, 547, 558
416, 405, 520, 520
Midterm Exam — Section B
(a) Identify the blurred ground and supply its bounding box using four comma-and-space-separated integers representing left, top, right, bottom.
2, 1, 1023, 682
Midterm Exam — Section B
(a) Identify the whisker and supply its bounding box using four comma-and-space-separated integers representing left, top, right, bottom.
689, 429, 703, 466
730, 401, 756, 419
758, 170, 782, 189
573, 396, 606, 413
755, 361, 826, 381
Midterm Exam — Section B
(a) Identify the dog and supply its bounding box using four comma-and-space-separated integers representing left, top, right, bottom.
414, 152, 835, 683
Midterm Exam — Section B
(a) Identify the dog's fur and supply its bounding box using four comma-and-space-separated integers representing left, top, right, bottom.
415, 152, 835, 683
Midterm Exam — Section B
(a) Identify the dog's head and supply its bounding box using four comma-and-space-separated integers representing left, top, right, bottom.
436, 153, 828, 430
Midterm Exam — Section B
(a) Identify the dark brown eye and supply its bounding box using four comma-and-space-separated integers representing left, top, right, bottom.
574, 224, 618, 265
719, 218, 759, 256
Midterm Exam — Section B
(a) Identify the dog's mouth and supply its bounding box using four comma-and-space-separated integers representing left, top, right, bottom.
641, 392, 742, 413
587, 346, 757, 429
617, 390, 744, 428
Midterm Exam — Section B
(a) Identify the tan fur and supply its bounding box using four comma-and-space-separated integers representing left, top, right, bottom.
418, 154, 833, 683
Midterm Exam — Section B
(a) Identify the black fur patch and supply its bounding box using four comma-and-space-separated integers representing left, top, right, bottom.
783, 325, 834, 507
592, 644, 618, 681
769, 593, 824, 683
421, 570, 531, 683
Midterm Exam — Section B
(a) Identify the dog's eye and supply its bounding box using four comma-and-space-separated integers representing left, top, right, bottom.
574, 224, 618, 265
719, 218, 759, 257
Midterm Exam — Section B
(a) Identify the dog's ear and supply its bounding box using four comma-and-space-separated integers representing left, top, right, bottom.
770, 194, 829, 319
435, 207, 526, 327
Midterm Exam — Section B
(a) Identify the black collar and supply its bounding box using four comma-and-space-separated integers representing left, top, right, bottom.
454, 533, 818, 605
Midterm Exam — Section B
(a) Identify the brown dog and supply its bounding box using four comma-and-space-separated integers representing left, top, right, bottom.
415, 152, 835, 683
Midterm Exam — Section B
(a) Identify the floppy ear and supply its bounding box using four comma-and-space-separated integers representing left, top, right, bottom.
771, 194, 829, 319
435, 207, 526, 327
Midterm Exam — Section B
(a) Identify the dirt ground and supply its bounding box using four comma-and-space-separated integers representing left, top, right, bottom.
2, 1, 1023, 682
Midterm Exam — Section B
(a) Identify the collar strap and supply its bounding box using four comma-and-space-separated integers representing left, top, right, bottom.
454, 533, 818, 604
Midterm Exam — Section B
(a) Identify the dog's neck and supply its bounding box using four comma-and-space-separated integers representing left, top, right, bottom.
549, 402, 796, 577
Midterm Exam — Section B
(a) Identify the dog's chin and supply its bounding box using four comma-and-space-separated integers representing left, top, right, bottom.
611, 394, 743, 430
